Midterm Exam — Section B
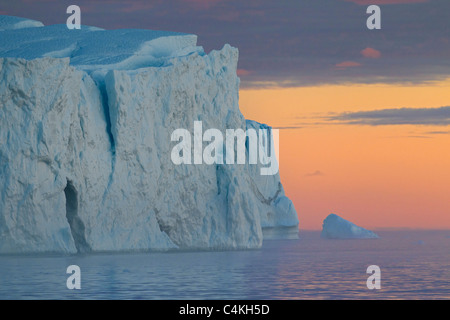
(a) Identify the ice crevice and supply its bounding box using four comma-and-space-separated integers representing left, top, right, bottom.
64, 179, 91, 253
250, 180, 282, 206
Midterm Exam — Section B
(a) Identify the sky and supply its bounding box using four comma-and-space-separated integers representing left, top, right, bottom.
1, 0, 449, 230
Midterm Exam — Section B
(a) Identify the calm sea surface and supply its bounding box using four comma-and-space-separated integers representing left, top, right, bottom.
0, 230, 449, 300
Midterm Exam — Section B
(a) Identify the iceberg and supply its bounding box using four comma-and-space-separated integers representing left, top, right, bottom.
321, 214, 379, 239
0, 15, 44, 31
0, 16, 299, 254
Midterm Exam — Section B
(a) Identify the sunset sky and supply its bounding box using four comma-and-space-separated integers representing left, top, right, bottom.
1, 0, 449, 230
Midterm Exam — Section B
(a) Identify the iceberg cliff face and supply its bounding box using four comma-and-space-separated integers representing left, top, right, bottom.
0, 16, 298, 254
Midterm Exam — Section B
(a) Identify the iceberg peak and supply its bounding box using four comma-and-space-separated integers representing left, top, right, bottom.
0, 15, 44, 31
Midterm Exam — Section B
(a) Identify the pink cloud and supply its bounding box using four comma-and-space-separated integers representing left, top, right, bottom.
237, 69, 251, 76
361, 47, 381, 59
335, 61, 362, 68
345, 0, 428, 4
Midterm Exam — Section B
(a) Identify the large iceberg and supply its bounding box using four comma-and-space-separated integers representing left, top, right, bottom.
0, 16, 299, 254
321, 214, 379, 239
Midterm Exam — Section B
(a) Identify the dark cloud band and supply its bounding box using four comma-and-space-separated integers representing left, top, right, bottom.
328, 106, 450, 126
1, 0, 449, 87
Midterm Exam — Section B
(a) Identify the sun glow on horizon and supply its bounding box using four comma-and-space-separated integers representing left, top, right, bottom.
239, 79, 450, 230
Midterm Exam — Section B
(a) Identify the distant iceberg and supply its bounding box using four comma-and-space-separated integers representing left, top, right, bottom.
321, 214, 379, 239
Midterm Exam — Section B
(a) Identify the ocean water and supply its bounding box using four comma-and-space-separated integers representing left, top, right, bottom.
0, 230, 449, 300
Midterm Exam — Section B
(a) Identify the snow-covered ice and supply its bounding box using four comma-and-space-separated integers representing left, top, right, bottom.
321, 214, 379, 239
0, 15, 44, 31
0, 16, 299, 254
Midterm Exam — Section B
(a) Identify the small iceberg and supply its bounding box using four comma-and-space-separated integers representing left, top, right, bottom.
321, 213, 379, 239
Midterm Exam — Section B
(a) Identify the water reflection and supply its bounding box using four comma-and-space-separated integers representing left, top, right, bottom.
0, 230, 449, 299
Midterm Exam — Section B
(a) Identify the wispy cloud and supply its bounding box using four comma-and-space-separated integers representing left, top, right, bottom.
335, 61, 362, 69
237, 69, 251, 76
305, 170, 324, 177
361, 47, 381, 59
328, 106, 450, 126
183, 0, 222, 10
424, 130, 450, 134
345, 0, 428, 4
272, 125, 304, 130
407, 135, 433, 139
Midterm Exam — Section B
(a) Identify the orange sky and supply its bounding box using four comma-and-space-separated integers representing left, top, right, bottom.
239, 79, 450, 230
